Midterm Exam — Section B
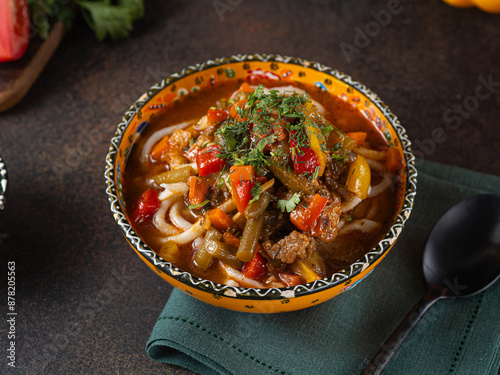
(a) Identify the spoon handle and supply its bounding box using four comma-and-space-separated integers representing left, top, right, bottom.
361, 294, 438, 375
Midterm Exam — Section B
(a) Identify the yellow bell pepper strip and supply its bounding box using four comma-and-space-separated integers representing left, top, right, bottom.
292, 259, 321, 283
303, 103, 328, 177
290, 194, 329, 232
442, 0, 500, 13
346, 155, 371, 199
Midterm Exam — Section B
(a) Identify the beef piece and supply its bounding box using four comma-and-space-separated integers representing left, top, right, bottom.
323, 155, 356, 201
309, 194, 342, 243
262, 231, 316, 264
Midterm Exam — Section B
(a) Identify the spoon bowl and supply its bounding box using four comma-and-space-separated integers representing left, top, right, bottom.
424, 194, 500, 298
363, 194, 500, 375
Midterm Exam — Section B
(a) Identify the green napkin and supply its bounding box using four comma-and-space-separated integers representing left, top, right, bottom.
146, 159, 500, 375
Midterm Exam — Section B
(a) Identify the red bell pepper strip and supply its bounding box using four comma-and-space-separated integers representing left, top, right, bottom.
196, 144, 227, 176
131, 190, 160, 225
242, 252, 267, 280
0, 0, 30, 62
289, 130, 320, 175
290, 194, 328, 232
207, 109, 229, 125
229, 166, 255, 215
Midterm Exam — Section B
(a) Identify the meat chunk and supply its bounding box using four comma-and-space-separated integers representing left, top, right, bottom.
262, 231, 316, 264
323, 155, 356, 201
309, 194, 342, 243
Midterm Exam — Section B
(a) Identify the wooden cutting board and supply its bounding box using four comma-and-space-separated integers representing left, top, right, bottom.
0, 22, 66, 112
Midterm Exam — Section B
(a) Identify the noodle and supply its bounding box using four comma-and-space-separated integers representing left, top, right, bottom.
368, 174, 392, 197
170, 199, 193, 230
339, 219, 380, 235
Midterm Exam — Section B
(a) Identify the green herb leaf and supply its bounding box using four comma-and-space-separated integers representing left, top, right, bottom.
277, 192, 301, 213
76, 0, 144, 41
188, 200, 210, 210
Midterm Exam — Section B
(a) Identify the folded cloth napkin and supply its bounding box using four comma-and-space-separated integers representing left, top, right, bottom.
146, 159, 500, 375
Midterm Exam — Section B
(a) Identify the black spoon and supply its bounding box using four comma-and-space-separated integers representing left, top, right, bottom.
362, 194, 500, 375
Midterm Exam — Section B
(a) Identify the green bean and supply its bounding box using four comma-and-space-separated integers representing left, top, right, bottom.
194, 228, 221, 271
210, 241, 244, 269
268, 165, 318, 196
236, 213, 265, 262
245, 190, 273, 219
151, 165, 195, 185
244, 179, 274, 219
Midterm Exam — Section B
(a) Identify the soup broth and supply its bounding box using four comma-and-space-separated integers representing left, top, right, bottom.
123, 79, 402, 288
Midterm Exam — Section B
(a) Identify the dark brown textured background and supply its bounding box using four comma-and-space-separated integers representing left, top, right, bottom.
0, 1, 498, 374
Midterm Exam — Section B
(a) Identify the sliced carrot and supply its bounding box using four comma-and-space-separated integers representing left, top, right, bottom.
228, 165, 255, 184
239, 82, 254, 93
386, 147, 402, 173
207, 208, 234, 231
222, 232, 241, 248
150, 136, 170, 161
346, 132, 367, 147
188, 177, 209, 205
229, 99, 246, 121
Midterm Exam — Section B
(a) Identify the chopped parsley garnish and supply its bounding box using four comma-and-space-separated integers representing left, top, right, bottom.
188, 200, 210, 210
277, 192, 302, 213
213, 85, 318, 172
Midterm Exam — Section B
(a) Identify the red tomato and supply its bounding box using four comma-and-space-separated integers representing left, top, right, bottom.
228, 166, 255, 214
0, 0, 30, 62
289, 130, 320, 175
207, 109, 229, 124
196, 144, 227, 176
131, 190, 160, 225
242, 252, 267, 280
231, 179, 254, 215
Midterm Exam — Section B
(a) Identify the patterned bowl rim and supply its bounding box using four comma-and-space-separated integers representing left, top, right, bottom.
105, 54, 417, 300
0, 154, 7, 212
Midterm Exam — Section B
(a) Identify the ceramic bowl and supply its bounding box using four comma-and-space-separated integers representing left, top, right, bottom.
105, 54, 417, 313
